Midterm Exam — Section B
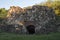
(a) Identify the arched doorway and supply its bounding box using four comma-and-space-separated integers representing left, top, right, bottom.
26, 25, 35, 34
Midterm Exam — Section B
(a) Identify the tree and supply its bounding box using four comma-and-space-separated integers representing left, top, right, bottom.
0, 8, 7, 24
0, 8, 7, 18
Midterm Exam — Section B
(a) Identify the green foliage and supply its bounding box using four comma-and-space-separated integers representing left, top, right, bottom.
0, 8, 7, 18
0, 8, 7, 24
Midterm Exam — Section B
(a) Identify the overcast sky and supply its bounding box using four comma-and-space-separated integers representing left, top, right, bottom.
0, 0, 47, 9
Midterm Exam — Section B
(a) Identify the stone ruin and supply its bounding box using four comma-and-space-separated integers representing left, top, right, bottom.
3, 5, 56, 34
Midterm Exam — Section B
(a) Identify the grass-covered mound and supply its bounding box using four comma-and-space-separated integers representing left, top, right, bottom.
0, 32, 60, 40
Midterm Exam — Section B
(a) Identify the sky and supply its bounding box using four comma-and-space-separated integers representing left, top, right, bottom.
0, 0, 47, 9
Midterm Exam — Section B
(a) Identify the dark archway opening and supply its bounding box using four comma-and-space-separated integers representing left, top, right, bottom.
26, 25, 35, 34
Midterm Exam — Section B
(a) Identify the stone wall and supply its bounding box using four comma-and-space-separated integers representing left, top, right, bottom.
6, 5, 56, 34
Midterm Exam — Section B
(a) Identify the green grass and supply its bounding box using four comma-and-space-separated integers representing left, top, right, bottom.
0, 32, 60, 40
